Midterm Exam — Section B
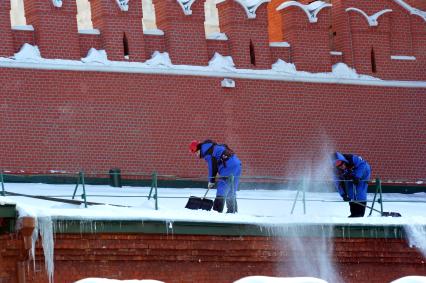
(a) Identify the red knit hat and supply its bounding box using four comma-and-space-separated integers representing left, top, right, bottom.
189, 140, 199, 153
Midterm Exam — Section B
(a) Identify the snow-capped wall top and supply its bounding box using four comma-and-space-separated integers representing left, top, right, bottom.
116, 0, 129, 12
177, 0, 196, 15
345, 8, 392, 26
232, 0, 271, 19
393, 0, 426, 22
277, 1, 332, 23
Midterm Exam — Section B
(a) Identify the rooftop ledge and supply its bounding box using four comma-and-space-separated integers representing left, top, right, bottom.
49, 218, 407, 239
0, 60, 425, 89
0, 203, 17, 218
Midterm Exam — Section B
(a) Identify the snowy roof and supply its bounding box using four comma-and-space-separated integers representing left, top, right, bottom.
2, 182, 426, 283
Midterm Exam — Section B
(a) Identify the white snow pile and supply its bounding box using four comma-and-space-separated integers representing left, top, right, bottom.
81, 48, 110, 65
272, 59, 380, 80
208, 52, 236, 71
306, 1, 329, 12
206, 32, 228, 40
271, 59, 297, 73
13, 43, 42, 62
331, 62, 375, 79
405, 224, 426, 258
144, 51, 172, 68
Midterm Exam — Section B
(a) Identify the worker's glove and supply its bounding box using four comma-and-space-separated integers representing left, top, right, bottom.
347, 173, 360, 185
345, 172, 359, 184
207, 182, 216, 189
342, 194, 351, 202
352, 177, 360, 185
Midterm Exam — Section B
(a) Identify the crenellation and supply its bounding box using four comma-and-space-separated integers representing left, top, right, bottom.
89, 0, 146, 61
23, 0, 81, 59
279, 2, 333, 72
217, 0, 271, 69
0, 0, 423, 79
153, 0, 208, 65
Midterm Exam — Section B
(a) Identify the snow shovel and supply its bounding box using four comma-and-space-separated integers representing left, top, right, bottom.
347, 182, 401, 217
185, 186, 214, 211
352, 201, 402, 217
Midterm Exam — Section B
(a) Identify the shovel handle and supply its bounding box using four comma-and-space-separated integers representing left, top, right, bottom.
204, 182, 217, 198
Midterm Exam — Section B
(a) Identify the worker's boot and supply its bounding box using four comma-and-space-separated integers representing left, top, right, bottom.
226, 198, 237, 213
213, 197, 224, 213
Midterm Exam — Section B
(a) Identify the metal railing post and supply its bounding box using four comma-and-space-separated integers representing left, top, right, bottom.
80, 171, 88, 208
0, 171, 5, 196
72, 171, 88, 208
291, 178, 307, 215
72, 172, 80, 200
290, 187, 300, 215
148, 172, 158, 210
378, 177, 383, 215
369, 177, 382, 216
230, 174, 235, 211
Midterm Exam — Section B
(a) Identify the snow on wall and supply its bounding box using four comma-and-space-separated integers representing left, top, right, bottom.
345, 7, 393, 27
277, 1, 332, 23
393, 0, 426, 21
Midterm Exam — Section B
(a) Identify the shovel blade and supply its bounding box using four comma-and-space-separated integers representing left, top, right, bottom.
382, 212, 402, 217
185, 196, 213, 211
200, 198, 213, 211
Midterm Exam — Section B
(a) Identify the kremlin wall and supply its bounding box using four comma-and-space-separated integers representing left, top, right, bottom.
0, 0, 425, 181
0, 2, 426, 283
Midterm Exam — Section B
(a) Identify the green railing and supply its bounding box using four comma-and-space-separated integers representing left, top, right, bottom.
0, 170, 424, 216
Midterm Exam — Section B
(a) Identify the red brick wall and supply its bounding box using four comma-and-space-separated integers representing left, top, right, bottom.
78, 33, 103, 58
0, 68, 425, 180
153, 0, 208, 66
1, 233, 425, 283
0, 0, 14, 57
12, 29, 35, 53
405, 0, 426, 10
335, 0, 426, 80
144, 34, 166, 60
23, 0, 81, 59
218, 0, 271, 69
268, 0, 284, 42
90, 0, 146, 62
280, 5, 333, 72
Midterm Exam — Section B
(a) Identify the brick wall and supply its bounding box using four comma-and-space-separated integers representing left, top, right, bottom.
1, 233, 425, 283
23, 0, 81, 59
218, 0, 271, 69
0, 0, 14, 57
90, 0, 146, 62
0, 68, 425, 180
153, 0, 208, 65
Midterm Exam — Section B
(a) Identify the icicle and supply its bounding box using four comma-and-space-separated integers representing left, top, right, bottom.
404, 224, 426, 258
38, 216, 54, 283
30, 218, 39, 271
